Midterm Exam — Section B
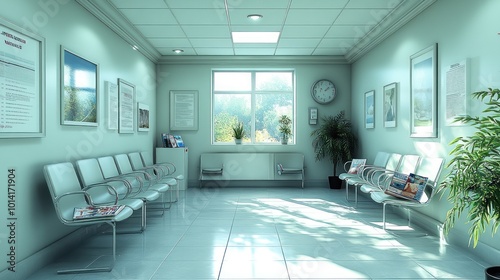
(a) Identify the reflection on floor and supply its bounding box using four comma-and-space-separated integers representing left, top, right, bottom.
28, 186, 488, 279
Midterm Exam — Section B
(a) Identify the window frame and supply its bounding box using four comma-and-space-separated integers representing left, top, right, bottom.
211, 69, 296, 145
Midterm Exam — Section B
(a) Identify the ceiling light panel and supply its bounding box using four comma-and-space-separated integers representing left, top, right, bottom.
232, 32, 280, 43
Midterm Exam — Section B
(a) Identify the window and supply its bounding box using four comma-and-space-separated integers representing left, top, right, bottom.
212, 70, 295, 144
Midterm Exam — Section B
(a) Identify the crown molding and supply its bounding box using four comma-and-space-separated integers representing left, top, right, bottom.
76, 0, 161, 62
345, 0, 437, 63
157, 55, 348, 65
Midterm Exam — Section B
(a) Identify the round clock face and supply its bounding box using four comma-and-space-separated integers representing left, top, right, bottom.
311, 79, 336, 104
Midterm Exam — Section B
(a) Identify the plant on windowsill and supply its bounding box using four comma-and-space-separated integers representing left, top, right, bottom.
437, 88, 500, 280
278, 115, 292, 145
232, 121, 245, 144
311, 111, 357, 189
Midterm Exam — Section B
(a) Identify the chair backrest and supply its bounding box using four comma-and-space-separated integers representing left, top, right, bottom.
128, 152, 145, 170
75, 158, 106, 186
372, 152, 391, 167
97, 156, 122, 179
274, 153, 304, 170
114, 154, 135, 174
43, 162, 87, 223
140, 151, 154, 166
396, 154, 420, 174
385, 153, 402, 171
415, 157, 444, 187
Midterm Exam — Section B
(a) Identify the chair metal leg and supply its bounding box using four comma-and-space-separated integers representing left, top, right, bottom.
57, 222, 116, 274
383, 203, 387, 230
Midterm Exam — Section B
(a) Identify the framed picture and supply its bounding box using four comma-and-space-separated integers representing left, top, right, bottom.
0, 19, 45, 138
410, 44, 438, 137
118, 79, 135, 133
445, 59, 469, 126
61, 47, 98, 126
365, 90, 375, 129
170, 90, 199, 131
383, 82, 398, 128
105, 81, 118, 130
137, 103, 149, 132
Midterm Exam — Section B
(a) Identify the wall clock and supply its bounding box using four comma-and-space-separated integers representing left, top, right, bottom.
311, 79, 336, 104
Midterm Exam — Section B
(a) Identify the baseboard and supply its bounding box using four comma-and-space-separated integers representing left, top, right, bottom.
0, 226, 97, 280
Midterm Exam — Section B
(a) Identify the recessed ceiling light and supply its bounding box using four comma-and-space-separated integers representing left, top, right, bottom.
231, 32, 280, 43
247, 14, 263, 20
172, 49, 184, 54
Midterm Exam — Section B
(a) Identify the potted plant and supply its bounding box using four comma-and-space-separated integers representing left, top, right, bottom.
232, 121, 245, 144
311, 111, 357, 189
438, 88, 500, 280
278, 115, 292, 144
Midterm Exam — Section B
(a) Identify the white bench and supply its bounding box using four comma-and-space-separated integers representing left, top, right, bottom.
199, 152, 304, 188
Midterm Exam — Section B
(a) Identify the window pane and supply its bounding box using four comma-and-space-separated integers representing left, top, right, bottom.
214, 72, 251, 91
255, 72, 293, 91
255, 93, 293, 143
213, 93, 251, 142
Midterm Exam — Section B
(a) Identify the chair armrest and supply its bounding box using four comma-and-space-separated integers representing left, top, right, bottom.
79, 183, 120, 205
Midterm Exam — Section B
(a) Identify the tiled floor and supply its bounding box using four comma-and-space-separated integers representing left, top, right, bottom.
27, 187, 489, 279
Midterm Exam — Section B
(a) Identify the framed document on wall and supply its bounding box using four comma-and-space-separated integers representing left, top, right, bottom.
170, 90, 198, 131
0, 18, 45, 138
118, 79, 135, 133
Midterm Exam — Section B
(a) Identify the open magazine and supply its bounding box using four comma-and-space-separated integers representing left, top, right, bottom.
385, 172, 428, 202
73, 205, 126, 220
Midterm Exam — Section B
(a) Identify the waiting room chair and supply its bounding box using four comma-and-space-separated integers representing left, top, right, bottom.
75, 158, 146, 232
370, 157, 444, 230
43, 162, 133, 274
140, 151, 184, 201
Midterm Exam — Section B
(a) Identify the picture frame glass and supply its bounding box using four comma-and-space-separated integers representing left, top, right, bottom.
365, 90, 375, 129
383, 83, 397, 128
118, 79, 135, 133
61, 47, 98, 126
410, 44, 438, 137
138, 103, 149, 132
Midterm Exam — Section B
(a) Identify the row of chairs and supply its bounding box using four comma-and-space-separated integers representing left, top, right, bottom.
43, 151, 183, 274
340, 152, 444, 230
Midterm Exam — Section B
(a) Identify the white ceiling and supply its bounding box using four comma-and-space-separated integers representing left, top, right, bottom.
77, 0, 436, 63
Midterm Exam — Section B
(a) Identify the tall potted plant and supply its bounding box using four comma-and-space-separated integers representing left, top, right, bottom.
278, 115, 292, 144
311, 111, 357, 189
438, 88, 500, 280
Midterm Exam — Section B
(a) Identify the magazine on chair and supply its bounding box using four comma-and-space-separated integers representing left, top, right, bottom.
348, 159, 366, 174
385, 172, 428, 202
73, 205, 126, 220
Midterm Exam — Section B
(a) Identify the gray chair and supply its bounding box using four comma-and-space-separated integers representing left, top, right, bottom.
75, 158, 146, 232
370, 157, 444, 230
43, 162, 133, 274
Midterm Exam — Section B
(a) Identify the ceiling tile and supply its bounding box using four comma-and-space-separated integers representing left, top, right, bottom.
158, 47, 196, 55
275, 48, 315, 55
171, 9, 228, 25
165, 0, 226, 9
135, 25, 185, 38
148, 38, 191, 48
234, 48, 277, 55
194, 48, 235, 55
312, 48, 346, 56
226, 0, 290, 9
318, 38, 355, 49
190, 38, 233, 48
325, 25, 371, 39
281, 25, 330, 38
335, 9, 392, 25
278, 38, 322, 48
345, 0, 403, 9
183, 25, 230, 38
111, 0, 167, 9
285, 9, 342, 25
119, 9, 177, 25
290, 0, 349, 9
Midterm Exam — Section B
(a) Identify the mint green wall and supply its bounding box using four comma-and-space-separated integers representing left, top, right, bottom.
0, 0, 156, 273
156, 62, 351, 187
351, 0, 500, 254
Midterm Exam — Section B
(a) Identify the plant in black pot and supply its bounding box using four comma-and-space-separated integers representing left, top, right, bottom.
438, 88, 500, 280
311, 111, 357, 189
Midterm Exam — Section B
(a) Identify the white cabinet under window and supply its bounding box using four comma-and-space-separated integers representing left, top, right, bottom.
156, 147, 188, 190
